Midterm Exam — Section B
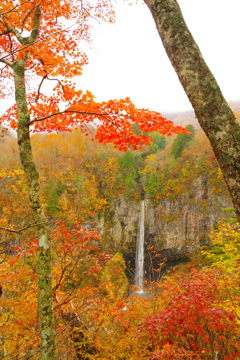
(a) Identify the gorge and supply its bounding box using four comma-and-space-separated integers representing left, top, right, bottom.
100, 176, 232, 281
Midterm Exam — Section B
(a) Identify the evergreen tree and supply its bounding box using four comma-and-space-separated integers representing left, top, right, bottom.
118, 151, 140, 198
171, 124, 195, 159
149, 132, 166, 153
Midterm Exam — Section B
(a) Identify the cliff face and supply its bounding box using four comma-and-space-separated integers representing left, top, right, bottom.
147, 176, 231, 256
100, 176, 232, 261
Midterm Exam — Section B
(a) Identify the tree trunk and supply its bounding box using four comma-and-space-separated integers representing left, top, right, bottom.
13, 58, 56, 360
144, 0, 240, 221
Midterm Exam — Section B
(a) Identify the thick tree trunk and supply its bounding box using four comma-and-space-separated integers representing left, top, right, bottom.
13, 58, 56, 360
144, 0, 240, 221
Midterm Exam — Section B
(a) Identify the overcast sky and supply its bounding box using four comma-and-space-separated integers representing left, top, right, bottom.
79, 0, 240, 113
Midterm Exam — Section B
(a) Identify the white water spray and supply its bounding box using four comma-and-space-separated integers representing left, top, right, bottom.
135, 200, 145, 292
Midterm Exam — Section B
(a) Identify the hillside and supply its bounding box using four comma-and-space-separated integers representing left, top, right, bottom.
163, 99, 240, 128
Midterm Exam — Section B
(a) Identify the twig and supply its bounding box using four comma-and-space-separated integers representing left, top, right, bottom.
0, 0, 32, 17
35, 73, 47, 102
0, 221, 45, 234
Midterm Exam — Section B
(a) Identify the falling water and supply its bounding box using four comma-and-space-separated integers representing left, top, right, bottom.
135, 200, 145, 292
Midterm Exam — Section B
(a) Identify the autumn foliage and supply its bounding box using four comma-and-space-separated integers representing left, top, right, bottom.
0, 128, 239, 359
0, 220, 239, 359
0, 1, 239, 359
0, 1, 186, 150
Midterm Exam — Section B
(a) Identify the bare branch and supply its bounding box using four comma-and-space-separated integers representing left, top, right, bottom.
80, 0, 101, 24
53, 247, 85, 294
54, 288, 79, 311
0, 63, 8, 76
34, 64, 67, 103
0, 221, 45, 234
35, 73, 47, 102
52, 261, 72, 293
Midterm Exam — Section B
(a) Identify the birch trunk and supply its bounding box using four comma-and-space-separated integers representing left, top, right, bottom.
13, 57, 56, 360
144, 0, 240, 221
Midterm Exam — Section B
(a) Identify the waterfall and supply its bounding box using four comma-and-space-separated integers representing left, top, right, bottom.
135, 200, 145, 292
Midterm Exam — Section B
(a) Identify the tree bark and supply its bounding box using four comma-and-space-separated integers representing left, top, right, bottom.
144, 0, 240, 221
0, 6, 58, 359
13, 57, 56, 360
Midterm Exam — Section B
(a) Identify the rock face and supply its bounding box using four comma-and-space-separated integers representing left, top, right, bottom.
100, 176, 232, 263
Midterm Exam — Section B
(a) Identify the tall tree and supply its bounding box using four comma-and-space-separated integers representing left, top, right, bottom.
143, 0, 240, 221
0, 1, 186, 358
171, 124, 195, 159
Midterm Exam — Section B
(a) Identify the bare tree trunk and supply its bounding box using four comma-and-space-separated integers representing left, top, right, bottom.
144, 0, 240, 221
13, 57, 56, 360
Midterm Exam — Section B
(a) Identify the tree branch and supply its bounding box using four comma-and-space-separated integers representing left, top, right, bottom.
6, 5, 41, 45
0, 57, 13, 67
0, 0, 32, 17
7, 32, 15, 62
29, 109, 133, 138
27, 5, 41, 44
0, 23, 75, 61
29, 110, 111, 124
35, 73, 48, 102
0, 221, 45, 234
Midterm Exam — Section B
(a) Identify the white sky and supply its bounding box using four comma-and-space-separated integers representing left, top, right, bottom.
0, 0, 239, 116
79, 0, 240, 113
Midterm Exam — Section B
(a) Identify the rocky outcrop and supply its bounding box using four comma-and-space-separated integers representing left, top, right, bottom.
146, 177, 231, 257
100, 176, 232, 261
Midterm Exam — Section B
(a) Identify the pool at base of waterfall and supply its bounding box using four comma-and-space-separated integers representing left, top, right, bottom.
134, 289, 146, 296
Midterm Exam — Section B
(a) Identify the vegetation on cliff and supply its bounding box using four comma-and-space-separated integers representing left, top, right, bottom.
0, 119, 238, 358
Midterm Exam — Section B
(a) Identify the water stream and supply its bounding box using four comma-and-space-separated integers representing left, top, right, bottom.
135, 200, 145, 292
